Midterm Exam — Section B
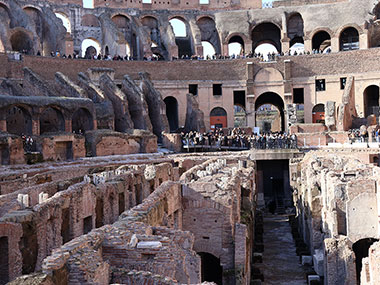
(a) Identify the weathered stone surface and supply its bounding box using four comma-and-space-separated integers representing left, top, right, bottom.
184, 93, 205, 133
55, 72, 87, 98
325, 101, 336, 131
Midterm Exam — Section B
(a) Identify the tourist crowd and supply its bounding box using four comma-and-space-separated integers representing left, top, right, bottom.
181, 128, 298, 150
17, 47, 330, 63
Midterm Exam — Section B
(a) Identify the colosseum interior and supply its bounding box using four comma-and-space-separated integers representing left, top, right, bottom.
1, 0, 380, 284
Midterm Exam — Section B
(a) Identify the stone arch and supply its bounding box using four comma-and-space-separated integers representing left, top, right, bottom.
251, 22, 282, 53
363, 85, 379, 118
112, 14, 130, 29
81, 14, 100, 27
311, 29, 332, 51
255, 92, 285, 132
55, 12, 71, 34
164, 96, 179, 132
227, 34, 245, 55
352, 238, 379, 284
169, 16, 193, 57
339, 26, 360, 51
141, 16, 168, 59
312, 103, 325, 123
39, 106, 65, 135
210, 107, 227, 129
23, 6, 43, 36
373, 3, 380, 20
198, 252, 223, 284
196, 16, 221, 55
72, 108, 93, 134
10, 29, 34, 54
287, 12, 304, 47
254, 67, 284, 82
81, 38, 101, 58
6, 105, 33, 135
0, 2, 11, 27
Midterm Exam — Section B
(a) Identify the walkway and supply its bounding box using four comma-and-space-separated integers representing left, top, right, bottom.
260, 214, 307, 285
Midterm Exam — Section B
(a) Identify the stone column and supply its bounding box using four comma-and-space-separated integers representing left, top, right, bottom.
304, 38, 312, 53
331, 36, 340, 53
359, 31, 369, 49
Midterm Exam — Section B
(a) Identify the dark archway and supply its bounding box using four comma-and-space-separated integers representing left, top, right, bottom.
287, 13, 304, 46
72, 108, 93, 134
312, 104, 325, 123
255, 92, 285, 132
10, 31, 33, 54
353, 238, 379, 284
169, 17, 193, 58
228, 35, 245, 55
164, 96, 179, 132
364, 85, 379, 118
197, 16, 221, 55
84, 46, 97, 59
198, 252, 222, 285
251, 23, 282, 53
312, 31, 331, 51
6, 105, 32, 135
112, 14, 130, 29
340, 27, 359, 51
210, 107, 227, 129
40, 107, 65, 134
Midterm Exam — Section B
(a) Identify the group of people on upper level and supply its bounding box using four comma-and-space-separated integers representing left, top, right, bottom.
181, 128, 298, 150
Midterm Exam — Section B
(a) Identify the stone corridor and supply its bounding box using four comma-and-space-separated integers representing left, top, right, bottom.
260, 214, 307, 285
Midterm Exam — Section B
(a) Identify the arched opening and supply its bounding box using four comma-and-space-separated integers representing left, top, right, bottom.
72, 108, 93, 134
142, 16, 167, 59
0, 4, 11, 27
312, 104, 325, 123
6, 106, 32, 135
251, 22, 282, 53
81, 14, 100, 27
164, 96, 179, 132
353, 238, 379, 284
340, 27, 359, 51
290, 42, 304, 55
202, 41, 215, 58
287, 13, 304, 47
210, 107, 227, 129
197, 17, 221, 56
374, 3, 380, 20
10, 31, 33, 54
23, 7, 43, 36
198, 252, 222, 285
55, 12, 71, 34
83, 0, 94, 9
255, 92, 285, 132
112, 14, 130, 29
169, 17, 193, 58
40, 107, 65, 135
228, 35, 244, 56
312, 31, 331, 52
234, 90, 246, 127
255, 43, 278, 60
364, 85, 380, 118
81, 38, 101, 58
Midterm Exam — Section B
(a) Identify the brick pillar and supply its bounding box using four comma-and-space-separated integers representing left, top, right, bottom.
360, 32, 369, 49
65, 119, 72, 133
331, 36, 340, 53
32, 118, 39, 136
304, 38, 312, 53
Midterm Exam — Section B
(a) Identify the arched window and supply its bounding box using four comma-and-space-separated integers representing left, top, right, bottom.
312, 31, 331, 52
228, 36, 244, 56
55, 13, 71, 34
255, 92, 285, 132
340, 27, 359, 51
363, 85, 380, 118
287, 13, 304, 47
210, 107, 227, 128
312, 104, 325, 124
164, 96, 179, 132
81, 14, 99, 27
251, 22, 282, 53
6, 106, 33, 135
81, 38, 101, 58
112, 15, 130, 29
10, 31, 33, 54
169, 18, 187, 37
72, 108, 93, 133
40, 107, 65, 134
197, 17, 221, 55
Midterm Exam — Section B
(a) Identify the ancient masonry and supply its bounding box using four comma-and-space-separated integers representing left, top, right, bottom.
2, 0, 380, 284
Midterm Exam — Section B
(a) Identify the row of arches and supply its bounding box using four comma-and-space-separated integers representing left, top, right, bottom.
4, 105, 93, 135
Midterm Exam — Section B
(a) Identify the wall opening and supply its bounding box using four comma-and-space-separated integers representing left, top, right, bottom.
61, 207, 70, 244
312, 104, 325, 124
135, 184, 143, 204
255, 92, 285, 132
196, 17, 221, 55
164, 96, 179, 132
10, 31, 33, 54
189, 84, 198, 96
202, 41, 216, 58
251, 22, 282, 53
169, 17, 193, 57
55, 12, 71, 34
0, 236, 9, 284
83, 216, 93, 234
6, 106, 32, 135
353, 238, 379, 284
19, 222, 38, 274
340, 27, 359, 51
228, 35, 244, 56
363, 85, 380, 118
234, 90, 246, 127
40, 107, 65, 134
312, 31, 331, 52
287, 13, 304, 48
81, 38, 101, 58
118, 192, 125, 215
95, 198, 104, 228
198, 252, 222, 285
210, 107, 227, 129
72, 108, 93, 134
